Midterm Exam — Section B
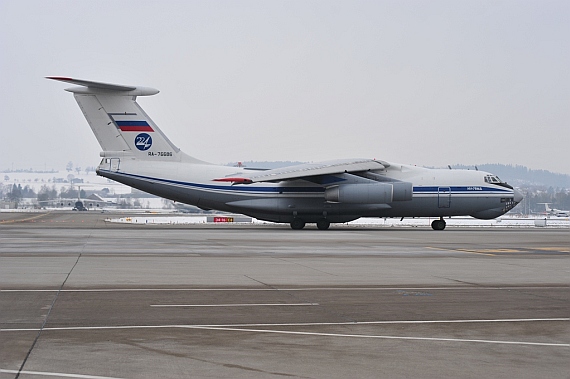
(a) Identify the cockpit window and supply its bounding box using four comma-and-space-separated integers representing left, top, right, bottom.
484, 175, 502, 184
484, 174, 513, 189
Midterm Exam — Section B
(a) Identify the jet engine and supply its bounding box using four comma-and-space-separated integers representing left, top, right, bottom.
324, 182, 412, 204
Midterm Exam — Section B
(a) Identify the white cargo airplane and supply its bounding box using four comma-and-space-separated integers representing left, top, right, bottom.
538, 203, 570, 217
48, 77, 523, 230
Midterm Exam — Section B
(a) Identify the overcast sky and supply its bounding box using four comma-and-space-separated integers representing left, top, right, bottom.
1, 0, 568, 175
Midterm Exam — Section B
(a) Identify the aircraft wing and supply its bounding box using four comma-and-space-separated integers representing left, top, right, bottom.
214, 158, 388, 184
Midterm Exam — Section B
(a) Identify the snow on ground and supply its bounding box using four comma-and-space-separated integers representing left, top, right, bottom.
105, 215, 570, 228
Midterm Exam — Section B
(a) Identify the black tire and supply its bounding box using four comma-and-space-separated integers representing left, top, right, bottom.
290, 218, 306, 230
316, 219, 331, 230
431, 219, 446, 230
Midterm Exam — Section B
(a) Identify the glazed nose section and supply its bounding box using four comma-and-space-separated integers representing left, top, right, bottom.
513, 189, 523, 204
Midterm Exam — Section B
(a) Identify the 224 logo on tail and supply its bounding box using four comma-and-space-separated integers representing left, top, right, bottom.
135, 133, 152, 151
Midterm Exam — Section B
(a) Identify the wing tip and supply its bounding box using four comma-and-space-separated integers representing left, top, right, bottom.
46, 76, 74, 82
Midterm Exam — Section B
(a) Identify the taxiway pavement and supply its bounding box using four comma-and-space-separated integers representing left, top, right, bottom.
1, 211, 568, 379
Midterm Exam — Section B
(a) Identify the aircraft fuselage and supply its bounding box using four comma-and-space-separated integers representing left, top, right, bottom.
97, 159, 520, 224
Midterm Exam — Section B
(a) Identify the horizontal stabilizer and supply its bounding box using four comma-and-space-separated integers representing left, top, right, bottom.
46, 77, 159, 96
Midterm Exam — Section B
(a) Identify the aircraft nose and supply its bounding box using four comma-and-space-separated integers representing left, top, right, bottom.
513, 189, 523, 203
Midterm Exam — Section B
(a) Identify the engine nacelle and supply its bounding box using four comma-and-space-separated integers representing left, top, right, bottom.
392, 181, 413, 201
324, 182, 413, 204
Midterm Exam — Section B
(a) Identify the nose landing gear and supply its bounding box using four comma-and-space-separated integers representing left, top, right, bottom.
431, 217, 446, 230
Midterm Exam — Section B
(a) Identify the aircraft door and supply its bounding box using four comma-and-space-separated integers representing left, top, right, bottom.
100, 158, 120, 171
438, 187, 451, 208
110, 158, 120, 171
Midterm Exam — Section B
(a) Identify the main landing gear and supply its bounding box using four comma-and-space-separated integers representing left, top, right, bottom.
431, 217, 446, 231
290, 218, 306, 230
316, 219, 331, 230
289, 218, 331, 230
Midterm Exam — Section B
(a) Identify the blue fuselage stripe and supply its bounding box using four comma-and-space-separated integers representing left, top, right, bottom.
413, 186, 511, 193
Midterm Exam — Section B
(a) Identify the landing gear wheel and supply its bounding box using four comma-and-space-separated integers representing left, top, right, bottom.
431, 218, 446, 231
316, 219, 331, 230
290, 218, 306, 230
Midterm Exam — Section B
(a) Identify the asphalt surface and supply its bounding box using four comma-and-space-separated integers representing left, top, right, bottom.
1, 211, 569, 379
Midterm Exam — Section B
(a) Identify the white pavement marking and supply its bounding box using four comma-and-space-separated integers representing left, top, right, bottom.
8, 323, 562, 348
183, 326, 570, 347
2, 318, 568, 332
150, 303, 319, 307
3, 318, 568, 332
2, 317, 569, 349
0, 369, 125, 379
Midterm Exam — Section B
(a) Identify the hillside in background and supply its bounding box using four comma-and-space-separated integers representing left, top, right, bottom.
450, 164, 570, 188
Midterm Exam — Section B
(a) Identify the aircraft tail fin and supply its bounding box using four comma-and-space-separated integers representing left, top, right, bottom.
537, 203, 553, 214
48, 77, 199, 163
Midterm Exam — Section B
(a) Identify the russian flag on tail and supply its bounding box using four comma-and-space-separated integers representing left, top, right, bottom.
115, 120, 154, 132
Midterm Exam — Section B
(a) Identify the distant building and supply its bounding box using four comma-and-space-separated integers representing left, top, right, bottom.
0, 201, 16, 209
